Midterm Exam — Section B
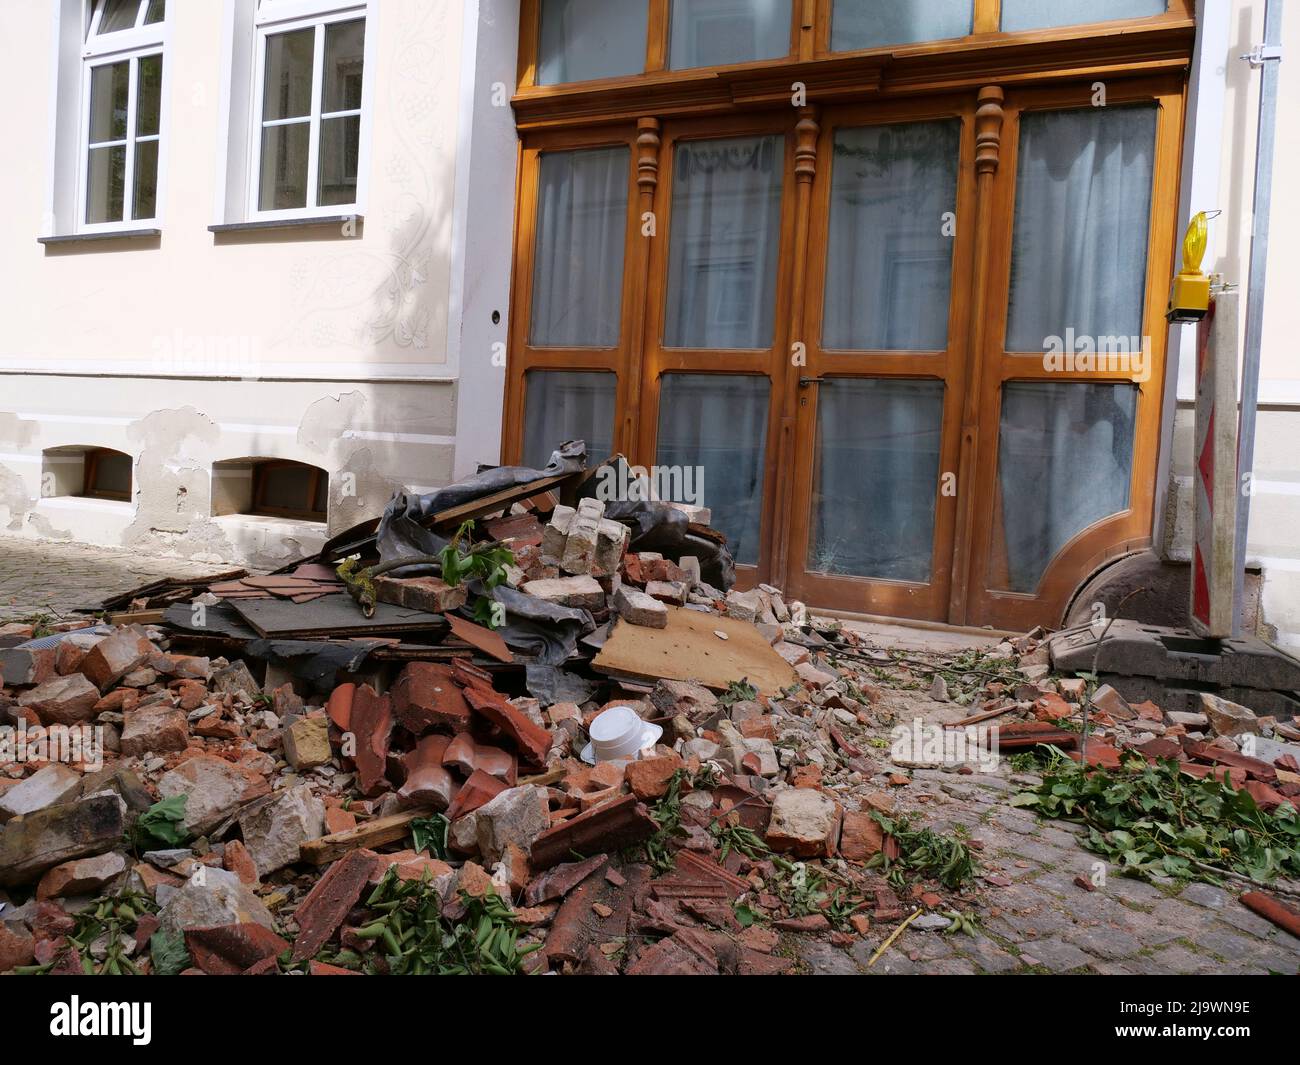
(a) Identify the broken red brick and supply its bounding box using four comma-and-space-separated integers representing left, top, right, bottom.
326, 682, 355, 731
389, 663, 470, 734
222, 839, 260, 886
291, 850, 380, 962
349, 684, 392, 797
624, 752, 683, 801
185, 923, 290, 975
444, 769, 508, 821
463, 682, 551, 767
398, 733, 459, 811
530, 795, 657, 871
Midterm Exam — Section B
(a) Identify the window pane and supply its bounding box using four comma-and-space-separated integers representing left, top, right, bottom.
263, 28, 315, 121
98, 0, 141, 34
823, 120, 960, 351
136, 53, 162, 137
537, 0, 649, 85
260, 464, 314, 511
665, 135, 783, 350
1002, 0, 1165, 32
89, 61, 129, 142
318, 115, 360, 206
1005, 105, 1157, 353
995, 382, 1137, 592
657, 374, 769, 566
831, 0, 971, 50
669, 0, 792, 69
531, 147, 629, 348
144, 0, 165, 24
259, 122, 310, 210
87, 145, 126, 223
808, 379, 943, 582
133, 138, 159, 219
323, 19, 365, 112
88, 452, 132, 498
523, 371, 617, 469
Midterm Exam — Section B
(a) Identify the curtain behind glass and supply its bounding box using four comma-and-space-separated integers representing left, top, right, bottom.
1005, 106, 1157, 352
831, 0, 971, 51
523, 371, 617, 469
669, 0, 792, 69
809, 378, 944, 582
996, 382, 1137, 592
1002, 0, 1165, 32
537, 0, 649, 84
656, 374, 769, 565
664, 136, 783, 350
530, 147, 630, 348
823, 120, 960, 351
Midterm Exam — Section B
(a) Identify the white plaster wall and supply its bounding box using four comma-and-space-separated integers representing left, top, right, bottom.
0, 0, 474, 568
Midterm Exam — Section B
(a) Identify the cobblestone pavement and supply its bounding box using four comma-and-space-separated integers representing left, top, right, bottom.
798, 768, 1300, 975
0, 537, 236, 621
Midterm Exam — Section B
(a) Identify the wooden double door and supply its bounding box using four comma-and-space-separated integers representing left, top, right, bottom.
504, 76, 1184, 631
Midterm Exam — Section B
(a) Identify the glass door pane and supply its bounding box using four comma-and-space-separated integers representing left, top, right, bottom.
823, 120, 961, 350
1002, 0, 1166, 32
994, 382, 1138, 592
664, 135, 783, 349
656, 374, 769, 565
1005, 105, 1157, 353
831, 0, 972, 51
669, 0, 792, 69
538, 0, 649, 84
531, 147, 630, 347
809, 379, 945, 582
523, 370, 617, 469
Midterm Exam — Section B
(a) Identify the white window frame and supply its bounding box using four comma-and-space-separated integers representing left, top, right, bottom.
77, 0, 168, 234
247, 0, 371, 221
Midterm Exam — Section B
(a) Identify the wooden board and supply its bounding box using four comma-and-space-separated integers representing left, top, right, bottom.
591, 606, 799, 695
299, 808, 433, 866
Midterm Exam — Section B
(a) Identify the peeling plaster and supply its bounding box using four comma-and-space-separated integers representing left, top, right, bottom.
122, 407, 236, 561
299, 393, 404, 536
0, 463, 36, 533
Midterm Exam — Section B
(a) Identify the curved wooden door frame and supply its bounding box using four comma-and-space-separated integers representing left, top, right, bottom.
961, 74, 1186, 631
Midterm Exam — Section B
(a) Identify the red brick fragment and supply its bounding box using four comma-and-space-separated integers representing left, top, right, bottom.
291, 850, 380, 962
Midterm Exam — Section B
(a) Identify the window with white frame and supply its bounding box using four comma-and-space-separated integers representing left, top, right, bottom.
251, 1, 368, 218
81, 0, 167, 231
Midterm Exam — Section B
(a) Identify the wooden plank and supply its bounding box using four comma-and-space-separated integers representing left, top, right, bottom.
108, 609, 167, 626
299, 808, 434, 866
429, 473, 573, 532
592, 606, 798, 695
945, 702, 1017, 729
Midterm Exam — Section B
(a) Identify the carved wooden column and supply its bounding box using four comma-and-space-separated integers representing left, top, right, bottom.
625, 116, 661, 456
773, 106, 821, 585
950, 85, 1004, 624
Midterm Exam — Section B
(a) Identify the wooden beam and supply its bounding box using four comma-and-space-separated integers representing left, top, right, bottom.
299, 808, 434, 866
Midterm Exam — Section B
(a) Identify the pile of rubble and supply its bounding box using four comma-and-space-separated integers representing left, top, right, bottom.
960, 628, 1300, 808
2, 447, 1298, 976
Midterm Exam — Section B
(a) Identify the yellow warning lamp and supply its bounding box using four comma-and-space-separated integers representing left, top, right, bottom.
1165, 211, 1212, 323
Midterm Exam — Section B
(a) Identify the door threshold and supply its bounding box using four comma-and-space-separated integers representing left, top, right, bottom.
808, 608, 1016, 653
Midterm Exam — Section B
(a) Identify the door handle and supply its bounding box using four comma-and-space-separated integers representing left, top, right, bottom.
799, 377, 823, 387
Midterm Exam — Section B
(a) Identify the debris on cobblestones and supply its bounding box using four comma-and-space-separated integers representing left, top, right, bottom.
2, 445, 1298, 975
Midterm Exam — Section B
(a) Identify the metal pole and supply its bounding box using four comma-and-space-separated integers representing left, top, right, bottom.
1233, 0, 1284, 636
